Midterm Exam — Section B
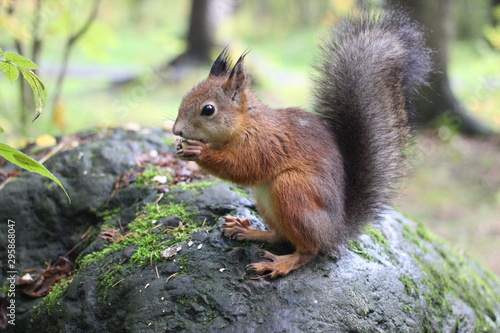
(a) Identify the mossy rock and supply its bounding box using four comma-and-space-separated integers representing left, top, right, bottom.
1, 129, 499, 333
22, 207, 500, 333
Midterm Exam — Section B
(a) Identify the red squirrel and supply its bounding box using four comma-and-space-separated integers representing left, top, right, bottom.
172, 10, 431, 279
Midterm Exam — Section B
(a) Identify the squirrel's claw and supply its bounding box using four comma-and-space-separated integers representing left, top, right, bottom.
247, 251, 316, 279
221, 216, 252, 239
247, 261, 283, 279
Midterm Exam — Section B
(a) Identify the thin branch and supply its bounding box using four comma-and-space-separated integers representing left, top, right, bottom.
5, 0, 30, 131
69, 0, 101, 46
51, 0, 101, 115
31, 0, 43, 70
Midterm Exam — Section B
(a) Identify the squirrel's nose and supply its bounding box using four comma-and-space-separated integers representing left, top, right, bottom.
172, 122, 182, 137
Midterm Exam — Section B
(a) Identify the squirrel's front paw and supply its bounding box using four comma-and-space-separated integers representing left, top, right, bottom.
174, 139, 205, 161
221, 216, 253, 240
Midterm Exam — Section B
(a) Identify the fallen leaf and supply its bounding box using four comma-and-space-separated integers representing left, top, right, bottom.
19, 256, 74, 298
151, 175, 168, 184
162, 246, 181, 259
35, 134, 57, 147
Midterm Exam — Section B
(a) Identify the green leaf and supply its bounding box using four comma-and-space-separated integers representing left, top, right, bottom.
0, 127, 4, 134
0, 61, 19, 83
4, 52, 38, 69
18, 67, 47, 121
0, 143, 71, 203
0, 47, 3, 56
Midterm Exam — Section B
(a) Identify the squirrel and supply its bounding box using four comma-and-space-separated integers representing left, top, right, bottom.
172, 9, 431, 279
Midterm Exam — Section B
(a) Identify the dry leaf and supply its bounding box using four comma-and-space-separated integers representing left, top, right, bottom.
35, 134, 57, 147
161, 246, 181, 259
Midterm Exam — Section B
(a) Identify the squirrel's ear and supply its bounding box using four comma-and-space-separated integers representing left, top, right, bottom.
224, 52, 249, 103
209, 47, 231, 77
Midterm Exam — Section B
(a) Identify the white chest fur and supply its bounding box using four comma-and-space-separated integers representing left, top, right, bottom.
252, 182, 273, 219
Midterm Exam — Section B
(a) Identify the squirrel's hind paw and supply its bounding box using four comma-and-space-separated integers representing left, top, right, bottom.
247, 251, 316, 279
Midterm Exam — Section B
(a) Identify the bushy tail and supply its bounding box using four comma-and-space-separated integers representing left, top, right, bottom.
312, 9, 431, 234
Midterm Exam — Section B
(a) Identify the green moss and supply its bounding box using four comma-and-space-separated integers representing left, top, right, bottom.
35, 278, 73, 314
99, 264, 125, 289
349, 240, 374, 260
97, 263, 127, 301
98, 207, 122, 224
413, 245, 500, 332
229, 185, 251, 198
399, 275, 418, 296
403, 304, 414, 313
135, 165, 172, 188
364, 225, 388, 246
78, 201, 204, 270
170, 180, 214, 194
176, 295, 198, 306
416, 223, 435, 243
402, 223, 426, 253
203, 312, 217, 325
399, 221, 500, 331
364, 225, 395, 257
175, 254, 191, 275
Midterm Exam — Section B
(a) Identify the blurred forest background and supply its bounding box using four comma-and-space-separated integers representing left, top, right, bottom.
0, 0, 499, 275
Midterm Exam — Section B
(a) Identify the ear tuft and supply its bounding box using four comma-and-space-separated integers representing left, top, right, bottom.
209, 46, 231, 77
224, 50, 251, 103
228, 50, 250, 79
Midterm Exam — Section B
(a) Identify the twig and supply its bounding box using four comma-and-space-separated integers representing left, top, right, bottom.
5, 1, 30, 130
111, 278, 125, 288
51, 0, 101, 114
0, 177, 13, 191
65, 227, 96, 257
165, 272, 178, 284
31, 0, 43, 69
152, 193, 164, 205
38, 142, 65, 164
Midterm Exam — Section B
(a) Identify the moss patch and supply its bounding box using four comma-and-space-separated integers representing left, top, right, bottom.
96, 262, 128, 301
35, 277, 73, 315
135, 165, 172, 188
404, 223, 500, 332
401, 222, 427, 253
364, 225, 388, 246
170, 180, 214, 194
78, 200, 203, 269
349, 240, 374, 261
399, 275, 419, 297
98, 207, 122, 224
229, 185, 251, 198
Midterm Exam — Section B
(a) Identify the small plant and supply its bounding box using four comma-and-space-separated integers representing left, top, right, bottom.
0, 48, 70, 202
0, 48, 46, 120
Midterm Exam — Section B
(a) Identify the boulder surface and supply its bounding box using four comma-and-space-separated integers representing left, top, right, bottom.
1, 129, 499, 333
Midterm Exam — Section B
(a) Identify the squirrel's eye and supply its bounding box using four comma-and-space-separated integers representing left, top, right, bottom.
201, 104, 215, 116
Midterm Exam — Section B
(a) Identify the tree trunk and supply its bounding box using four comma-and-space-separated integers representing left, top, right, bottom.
387, 0, 493, 136
492, 0, 500, 26
185, 0, 213, 63
164, 0, 217, 70
113, 0, 220, 86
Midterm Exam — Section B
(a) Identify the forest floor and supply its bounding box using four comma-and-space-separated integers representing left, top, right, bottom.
396, 130, 500, 277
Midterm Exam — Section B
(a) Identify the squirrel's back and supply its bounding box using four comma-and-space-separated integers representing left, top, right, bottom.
313, 10, 431, 235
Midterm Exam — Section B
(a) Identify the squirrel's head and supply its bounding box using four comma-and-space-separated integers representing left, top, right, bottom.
173, 48, 251, 146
